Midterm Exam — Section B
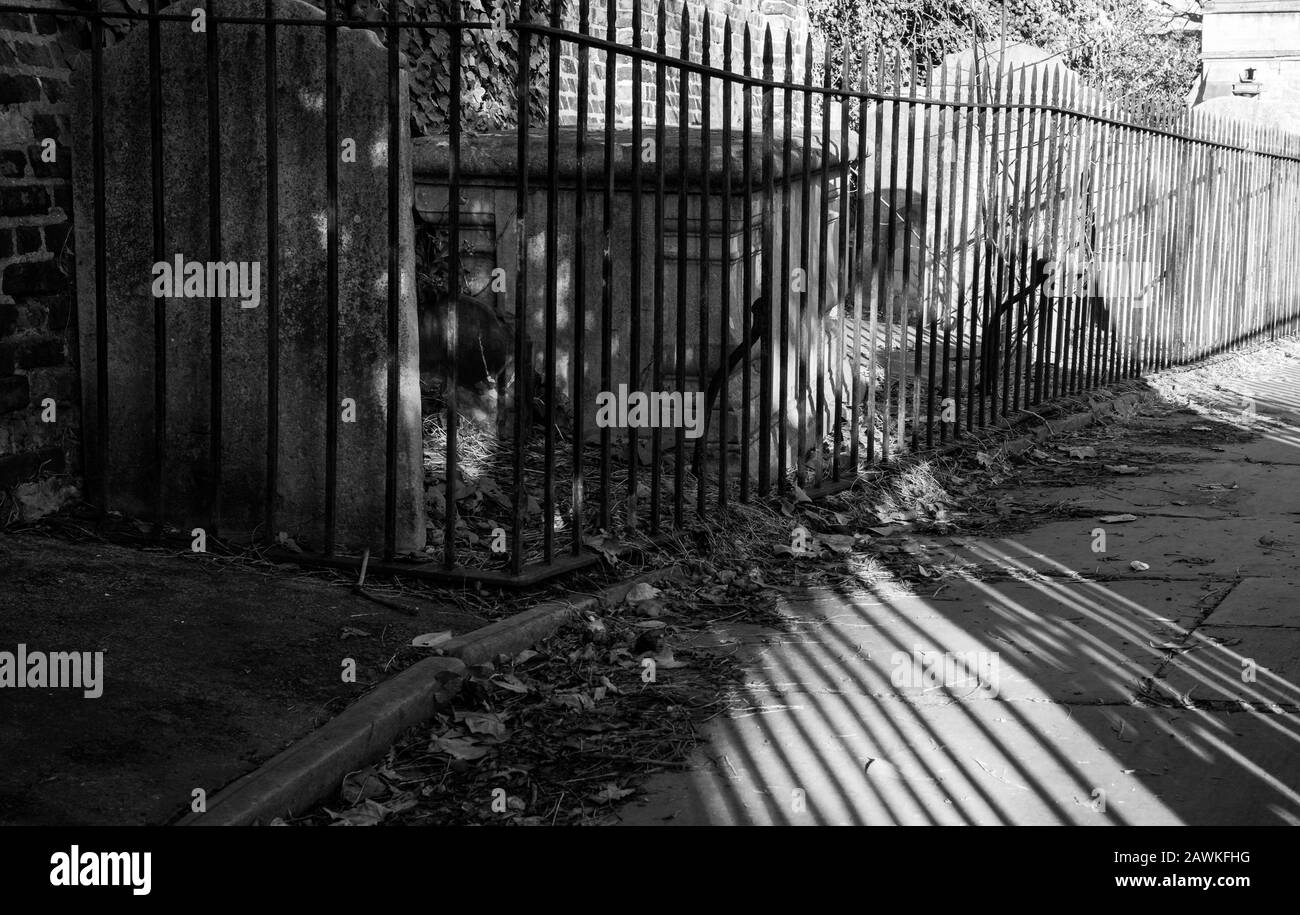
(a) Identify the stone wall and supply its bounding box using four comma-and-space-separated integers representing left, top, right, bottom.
0, 0, 83, 520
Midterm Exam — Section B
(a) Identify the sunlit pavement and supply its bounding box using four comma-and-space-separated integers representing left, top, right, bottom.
620, 346, 1300, 825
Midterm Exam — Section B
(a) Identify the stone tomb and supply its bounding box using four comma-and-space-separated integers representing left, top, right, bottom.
70, 0, 425, 552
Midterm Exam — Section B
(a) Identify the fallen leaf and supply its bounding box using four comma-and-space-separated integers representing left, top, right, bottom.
324, 799, 387, 826
1105, 464, 1141, 475
460, 711, 508, 739
818, 533, 855, 554
1130, 560, 1151, 571
1066, 445, 1097, 459
1098, 513, 1139, 523
625, 582, 661, 604
590, 784, 635, 803
412, 630, 453, 649
429, 736, 489, 761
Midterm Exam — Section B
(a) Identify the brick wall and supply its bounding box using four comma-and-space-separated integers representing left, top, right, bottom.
0, 0, 83, 516
555, 0, 817, 128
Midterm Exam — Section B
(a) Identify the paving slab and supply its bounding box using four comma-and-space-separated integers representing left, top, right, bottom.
1153, 626, 1300, 710
620, 701, 1300, 825
1203, 578, 1300, 627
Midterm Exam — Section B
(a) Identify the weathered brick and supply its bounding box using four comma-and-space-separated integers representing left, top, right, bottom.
53, 183, 71, 214
43, 291, 73, 332
0, 13, 32, 33
0, 185, 51, 218
31, 112, 61, 143
13, 335, 63, 369
24, 364, 74, 403
13, 41, 50, 67
0, 446, 64, 488
0, 374, 29, 413
0, 73, 41, 104
27, 142, 69, 178
41, 77, 63, 104
32, 14, 59, 36
2, 260, 63, 296
0, 149, 24, 177
0, 341, 12, 376
0, 302, 16, 337
0, 228, 11, 260
43, 221, 69, 256
16, 225, 42, 255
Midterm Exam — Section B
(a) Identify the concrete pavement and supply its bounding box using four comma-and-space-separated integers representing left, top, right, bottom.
618, 343, 1300, 825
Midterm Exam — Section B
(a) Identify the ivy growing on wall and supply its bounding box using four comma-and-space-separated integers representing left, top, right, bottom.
352, 0, 571, 137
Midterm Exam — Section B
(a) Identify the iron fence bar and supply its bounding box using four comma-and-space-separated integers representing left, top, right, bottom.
572, 0, 589, 557
673, 4, 688, 528
899, 51, 917, 454
796, 36, 812, 488
542, 0, 559, 562
696, 11, 711, 518
740, 24, 755, 503
832, 45, 851, 481
90, 0, 108, 523
208, 0, 225, 540
777, 29, 793, 491
848, 51, 868, 468
868, 46, 886, 460
148, 0, 166, 541
758, 27, 773, 497
444, 0, 462, 567
382, 0, 398, 559
717, 18, 732, 509
941, 65, 964, 443
628, 0, 643, 531
598, 0, 615, 531
814, 39, 832, 482
915, 53, 936, 453
511, 18, 531, 576
652, 0, 667, 532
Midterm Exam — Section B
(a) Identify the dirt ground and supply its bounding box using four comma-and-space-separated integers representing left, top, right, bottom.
0, 534, 484, 825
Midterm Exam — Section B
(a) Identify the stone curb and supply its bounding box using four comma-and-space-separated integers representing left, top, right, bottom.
178, 569, 676, 826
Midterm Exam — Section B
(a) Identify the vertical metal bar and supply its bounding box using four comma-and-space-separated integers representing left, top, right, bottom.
899, 50, 918, 454
833, 45, 851, 479
1004, 66, 1027, 416
673, 4, 688, 528
915, 55, 937, 452
942, 66, 966, 442
208, 0, 225, 540
924, 61, 947, 450
511, 18, 531, 576
741, 24, 754, 502
813, 40, 832, 481
1011, 67, 1033, 413
628, 0, 643, 531
572, 0, 589, 556
869, 46, 886, 457
542, 0, 559, 561
697, 11, 711, 517
442, 2, 463, 568
966, 61, 984, 432
881, 50, 900, 458
652, 0, 666, 531
848, 51, 869, 469
777, 29, 793, 490
380, 0, 395, 559
148, 0, 167, 539
718, 18, 732, 509
758, 27, 774, 497
796, 36, 812, 488
954, 64, 976, 438
90, 0, 108, 522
